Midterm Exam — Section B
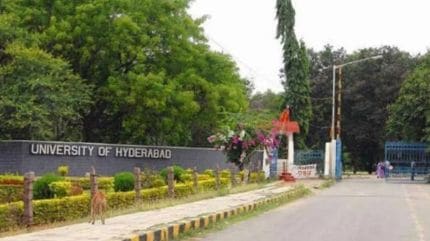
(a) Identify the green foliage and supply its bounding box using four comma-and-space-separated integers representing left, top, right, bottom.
0, 185, 22, 203
57, 165, 69, 177
0, 174, 23, 185
67, 177, 113, 191
0, 0, 248, 145
160, 166, 186, 182
0, 177, 232, 232
181, 173, 193, 183
203, 169, 215, 177
197, 174, 211, 181
48, 181, 72, 198
276, 0, 312, 148
0, 43, 92, 140
113, 172, 135, 192
387, 53, 430, 142
249, 172, 266, 183
33, 173, 64, 200
308, 46, 416, 171
220, 170, 231, 179
151, 177, 166, 188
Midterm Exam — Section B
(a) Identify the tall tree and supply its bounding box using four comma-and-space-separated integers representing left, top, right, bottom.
0, 0, 249, 146
386, 52, 430, 142
342, 47, 416, 171
276, 0, 312, 148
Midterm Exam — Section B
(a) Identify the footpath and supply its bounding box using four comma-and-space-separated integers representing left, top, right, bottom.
0, 179, 325, 241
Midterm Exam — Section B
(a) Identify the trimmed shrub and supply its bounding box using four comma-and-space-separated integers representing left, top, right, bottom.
203, 169, 214, 177
49, 181, 72, 198
181, 173, 192, 183
160, 166, 186, 182
185, 168, 194, 175
175, 182, 194, 197
0, 174, 24, 186
250, 172, 266, 183
33, 173, 64, 200
151, 177, 166, 188
67, 177, 113, 191
197, 174, 211, 181
70, 184, 84, 196
114, 172, 134, 192
0, 177, 233, 232
57, 165, 69, 177
0, 185, 22, 203
220, 170, 231, 179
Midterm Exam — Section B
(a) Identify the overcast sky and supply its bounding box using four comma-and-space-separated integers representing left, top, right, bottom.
188, 0, 430, 93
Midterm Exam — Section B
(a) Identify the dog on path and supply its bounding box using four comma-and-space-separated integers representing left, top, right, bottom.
89, 190, 107, 224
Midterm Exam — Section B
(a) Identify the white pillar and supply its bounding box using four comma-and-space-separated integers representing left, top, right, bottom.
324, 142, 331, 177
287, 133, 294, 171
331, 139, 337, 178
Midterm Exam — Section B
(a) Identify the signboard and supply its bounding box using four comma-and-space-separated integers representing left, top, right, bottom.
29, 143, 172, 159
290, 164, 318, 178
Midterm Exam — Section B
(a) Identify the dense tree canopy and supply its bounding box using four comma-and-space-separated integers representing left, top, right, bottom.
0, 0, 249, 146
307, 46, 417, 171
387, 53, 430, 142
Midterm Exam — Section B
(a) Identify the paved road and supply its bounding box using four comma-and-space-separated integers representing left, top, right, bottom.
194, 178, 430, 241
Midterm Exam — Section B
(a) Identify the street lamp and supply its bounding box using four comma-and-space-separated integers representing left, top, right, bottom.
330, 55, 382, 140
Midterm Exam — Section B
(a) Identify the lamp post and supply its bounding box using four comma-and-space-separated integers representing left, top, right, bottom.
322, 55, 382, 178
330, 55, 383, 140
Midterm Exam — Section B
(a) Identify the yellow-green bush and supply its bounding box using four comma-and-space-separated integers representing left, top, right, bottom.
220, 170, 231, 179
67, 177, 113, 191
0, 177, 231, 232
0, 195, 90, 232
0, 185, 22, 204
57, 165, 69, 177
180, 173, 192, 182
249, 172, 266, 183
49, 181, 72, 198
203, 169, 214, 177
197, 174, 211, 181
0, 174, 23, 186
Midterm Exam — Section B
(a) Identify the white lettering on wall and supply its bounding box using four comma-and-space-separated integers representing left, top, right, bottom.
30, 143, 171, 160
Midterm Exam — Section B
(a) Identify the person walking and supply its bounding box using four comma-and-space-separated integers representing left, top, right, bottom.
384, 160, 391, 178
411, 161, 416, 181
376, 161, 384, 178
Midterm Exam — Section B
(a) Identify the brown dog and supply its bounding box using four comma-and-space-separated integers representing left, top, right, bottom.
89, 191, 107, 224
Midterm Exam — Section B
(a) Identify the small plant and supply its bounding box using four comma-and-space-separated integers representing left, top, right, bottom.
160, 165, 186, 182
57, 165, 69, 177
33, 173, 64, 199
113, 172, 135, 192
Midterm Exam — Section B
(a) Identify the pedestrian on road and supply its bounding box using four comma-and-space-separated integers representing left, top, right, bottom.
384, 160, 391, 178
411, 161, 416, 181
376, 161, 384, 178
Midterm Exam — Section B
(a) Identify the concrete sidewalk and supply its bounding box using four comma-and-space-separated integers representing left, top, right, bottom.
0, 179, 324, 241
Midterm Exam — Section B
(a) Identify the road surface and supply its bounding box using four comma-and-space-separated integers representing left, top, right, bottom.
192, 178, 430, 241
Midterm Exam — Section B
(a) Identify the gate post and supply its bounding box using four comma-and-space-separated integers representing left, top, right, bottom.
134, 167, 142, 202
23, 172, 35, 228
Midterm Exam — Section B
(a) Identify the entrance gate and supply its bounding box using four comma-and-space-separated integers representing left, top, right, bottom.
294, 150, 325, 176
384, 142, 430, 180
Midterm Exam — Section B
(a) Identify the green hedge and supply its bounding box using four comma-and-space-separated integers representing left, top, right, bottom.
0, 185, 23, 204
66, 177, 114, 191
0, 175, 23, 186
0, 178, 230, 232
